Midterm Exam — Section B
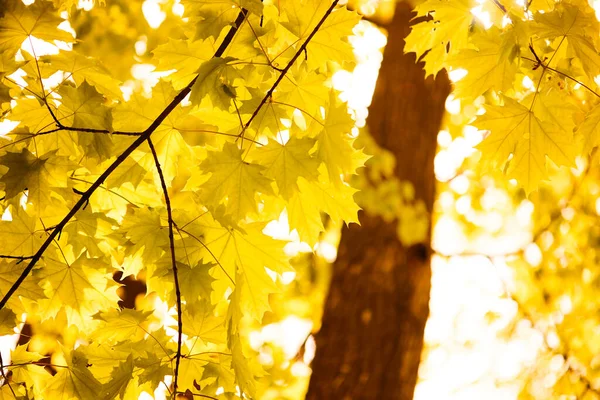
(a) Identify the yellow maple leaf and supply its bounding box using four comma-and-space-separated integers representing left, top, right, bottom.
200, 142, 274, 221
475, 96, 576, 193
0, 1, 73, 58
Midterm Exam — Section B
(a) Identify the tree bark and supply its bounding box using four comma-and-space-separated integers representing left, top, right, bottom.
306, 5, 450, 400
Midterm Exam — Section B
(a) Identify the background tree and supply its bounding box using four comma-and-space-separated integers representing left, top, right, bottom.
307, 3, 450, 399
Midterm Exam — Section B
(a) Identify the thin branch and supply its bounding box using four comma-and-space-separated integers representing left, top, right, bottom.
0, 255, 34, 262
0, 352, 16, 398
69, 177, 140, 207
0, 9, 248, 312
491, 0, 507, 13
173, 127, 262, 144
236, 0, 340, 143
522, 55, 600, 99
529, 31, 570, 111
146, 137, 182, 396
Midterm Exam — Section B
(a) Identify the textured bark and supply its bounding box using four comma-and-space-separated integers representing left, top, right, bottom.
306, 5, 450, 400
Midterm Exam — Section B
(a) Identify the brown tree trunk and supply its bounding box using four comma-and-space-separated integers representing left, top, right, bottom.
306, 5, 450, 400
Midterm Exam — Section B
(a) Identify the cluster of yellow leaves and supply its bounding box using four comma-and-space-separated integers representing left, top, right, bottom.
407, 0, 600, 193
0, 0, 363, 399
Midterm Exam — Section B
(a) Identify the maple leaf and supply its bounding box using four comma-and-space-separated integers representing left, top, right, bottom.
176, 262, 215, 303
532, 2, 600, 79
9, 344, 48, 394
190, 57, 245, 109
8, 97, 59, 135
0, 307, 16, 335
41, 51, 123, 99
149, 259, 215, 305
181, 300, 226, 347
113, 80, 191, 179
0, 0, 73, 58
475, 96, 576, 193
58, 82, 112, 131
120, 207, 169, 262
0, 259, 46, 313
449, 27, 519, 100
231, 337, 262, 398
256, 136, 319, 199
92, 309, 154, 343
578, 103, 600, 152
276, 64, 329, 115
181, 0, 262, 40
281, 0, 359, 68
405, 0, 475, 77
201, 353, 236, 394
316, 93, 367, 185
153, 38, 217, 90
177, 212, 290, 320
199, 142, 274, 221
101, 355, 134, 400
105, 158, 148, 190
0, 206, 44, 257
0, 148, 74, 207
178, 355, 208, 392
63, 209, 116, 258
301, 174, 360, 223
36, 251, 121, 323
42, 349, 103, 400
135, 353, 171, 393
239, 88, 292, 138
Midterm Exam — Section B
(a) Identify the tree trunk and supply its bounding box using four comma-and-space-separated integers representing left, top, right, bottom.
306, 5, 450, 400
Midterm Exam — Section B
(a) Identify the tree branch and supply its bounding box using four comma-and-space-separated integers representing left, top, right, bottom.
0, 9, 249, 312
146, 136, 182, 396
237, 0, 340, 142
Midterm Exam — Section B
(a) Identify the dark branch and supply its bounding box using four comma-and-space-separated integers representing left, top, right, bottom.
0, 352, 17, 398
146, 136, 182, 395
237, 0, 340, 141
0, 255, 35, 262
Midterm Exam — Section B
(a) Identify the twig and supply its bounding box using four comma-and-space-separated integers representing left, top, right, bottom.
0, 9, 248, 312
491, 0, 507, 13
236, 0, 340, 142
146, 136, 183, 396
0, 352, 16, 398
0, 255, 34, 262
180, 392, 219, 400
522, 55, 600, 99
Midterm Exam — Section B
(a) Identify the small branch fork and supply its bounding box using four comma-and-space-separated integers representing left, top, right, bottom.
525, 45, 600, 99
